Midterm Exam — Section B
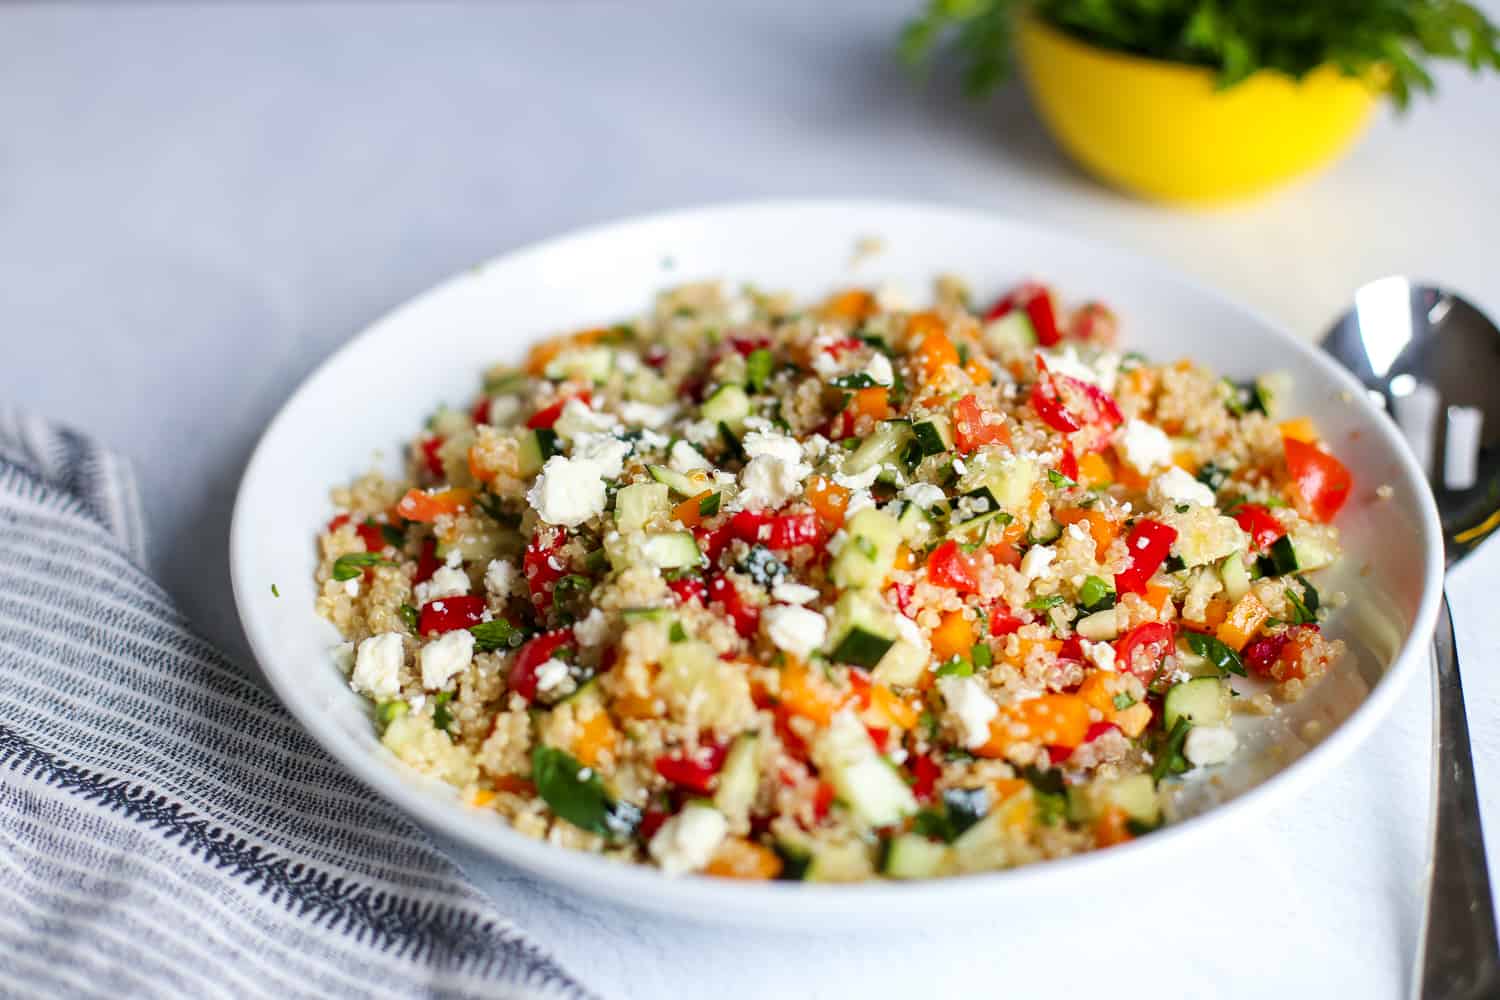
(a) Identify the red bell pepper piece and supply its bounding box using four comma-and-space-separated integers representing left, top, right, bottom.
823, 336, 865, 357
419, 594, 486, 636
354, 519, 386, 553
414, 537, 440, 584
728, 333, 771, 357
1114, 519, 1177, 595
1284, 438, 1352, 522
1058, 635, 1084, 662
1084, 720, 1120, 743
328, 513, 352, 532
953, 394, 1008, 454
1113, 622, 1175, 679
470, 396, 491, 426
927, 540, 980, 593
1233, 503, 1286, 552
523, 530, 570, 612
654, 741, 729, 794
1060, 446, 1079, 483
812, 781, 836, 821
668, 577, 707, 606
1029, 377, 1081, 433
984, 282, 1061, 347
508, 627, 575, 702
892, 581, 915, 617
420, 436, 445, 478
1244, 631, 1293, 678
729, 510, 821, 550
708, 574, 760, 638
909, 754, 942, 802
638, 807, 670, 842
526, 390, 592, 431
991, 605, 1024, 637
695, 523, 733, 564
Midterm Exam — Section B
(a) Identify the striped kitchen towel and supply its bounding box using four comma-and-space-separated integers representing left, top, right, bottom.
0, 410, 593, 1000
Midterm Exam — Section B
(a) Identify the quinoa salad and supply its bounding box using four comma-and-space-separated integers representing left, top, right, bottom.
315, 277, 1353, 882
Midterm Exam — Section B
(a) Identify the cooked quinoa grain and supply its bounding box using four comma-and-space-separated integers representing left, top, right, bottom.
314, 277, 1351, 881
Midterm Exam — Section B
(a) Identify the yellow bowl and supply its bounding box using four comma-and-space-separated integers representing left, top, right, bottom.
1016, 15, 1381, 205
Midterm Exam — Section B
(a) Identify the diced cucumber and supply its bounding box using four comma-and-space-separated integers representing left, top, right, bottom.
831, 507, 901, 589
872, 634, 928, 687
544, 345, 615, 382
626, 368, 674, 405
713, 733, 760, 826
700, 385, 751, 430
812, 711, 917, 829
1097, 774, 1160, 825
843, 420, 912, 477
896, 500, 938, 545
1257, 534, 1299, 577
1288, 526, 1337, 571
1074, 608, 1119, 641
656, 640, 753, 730
1162, 677, 1231, 731
516, 428, 561, 477
982, 310, 1037, 354
615, 482, 669, 533
950, 810, 1015, 874
910, 416, 954, 457
647, 463, 703, 497
882, 834, 952, 879
621, 607, 672, 623
1219, 552, 1252, 602
1026, 519, 1062, 545
805, 840, 875, 883
773, 837, 812, 881
981, 454, 1038, 513
826, 591, 898, 668
640, 532, 703, 570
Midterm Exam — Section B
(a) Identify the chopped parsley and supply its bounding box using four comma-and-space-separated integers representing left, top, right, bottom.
1112, 692, 1137, 711
745, 348, 774, 393
1150, 717, 1194, 782
332, 552, 390, 581
698, 492, 722, 518
469, 618, 526, 652
433, 691, 456, 733
399, 603, 420, 633
270, 583, 280, 598
1285, 585, 1318, 625
1183, 630, 1247, 677
935, 657, 973, 678
1024, 594, 1065, 611
668, 621, 688, 644
1047, 468, 1078, 489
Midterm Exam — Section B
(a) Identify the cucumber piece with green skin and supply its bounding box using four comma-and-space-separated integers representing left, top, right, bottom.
1162, 677, 1231, 731
621, 607, 672, 623
516, 428, 561, 477
773, 838, 812, 881
826, 590, 898, 668
910, 416, 954, 457
1288, 527, 1337, 571
980, 454, 1038, 512
544, 345, 615, 382
843, 420, 913, 477
1027, 519, 1062, 545
1098, 774, 1160, 825
647, 464, 703, 497
982, 310, 1038, 353
812, 711, 917, 830
1219, 551, 1252, 602
615, 482, 669, 533
640, 532, 703, 570
713, 733, 760, 826
872, 633, 928, 687
700, 384, 751, 430
805, 840, 875, 882
1256, 534, 1299, 577
882, 834, 952, 879
896, 500, 938, 545
831, 507, 902, 589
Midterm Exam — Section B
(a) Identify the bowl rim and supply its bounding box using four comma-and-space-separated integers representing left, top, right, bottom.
229, 197, 1443, 922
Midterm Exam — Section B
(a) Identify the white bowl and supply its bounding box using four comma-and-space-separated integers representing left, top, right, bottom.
230, 200, 1443, 928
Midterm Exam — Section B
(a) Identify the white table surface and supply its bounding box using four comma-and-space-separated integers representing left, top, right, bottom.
4, 3, 1497, 997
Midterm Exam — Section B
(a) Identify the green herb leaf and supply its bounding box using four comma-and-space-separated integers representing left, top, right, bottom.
1184, 630, 1248, 677
380, 523, 407, 549
1024, 594, 1065, 611
469, 619, 526, 652
433, 691, 455, 733
1047, 468, 1078, 489
270, 583, 280, 598
1078, 575, 1116, 612
1022, 765, 1065, 797
1112, 692, 1137, 711
971, 642, 993, 669
332, 552, 390, 581
698, 492, 722, 518
935, 657, 973, 678
1285, 585, 1318, 625
530, 745, 640, 841
1295, 574, 1321, 613
745, 348, 774, 393
399, 603, 420, 633
1150, 717, 1194, 782
668, 621, 688, 644
830, 372, 879, 389
376, 700, 408, 727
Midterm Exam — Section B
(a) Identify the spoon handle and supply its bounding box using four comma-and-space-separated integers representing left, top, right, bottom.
1417, 593, 1499, 999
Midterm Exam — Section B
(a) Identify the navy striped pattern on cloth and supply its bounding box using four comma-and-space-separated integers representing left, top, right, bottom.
0, 410, 593, 1000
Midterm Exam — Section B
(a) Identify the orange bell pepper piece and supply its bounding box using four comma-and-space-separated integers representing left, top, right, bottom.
931, 611, 975, 662
705, 838, 783, 880
807, 475, 850, 530
396, 487, 474, 523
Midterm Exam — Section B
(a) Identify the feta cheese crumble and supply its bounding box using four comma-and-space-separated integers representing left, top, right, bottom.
668, 439, 711, 473
420, 629, 475, 690
527, 454, 608, 527
1020, 544, 1056, 580
1149, 466, 1216, 509
763, 605, 828, 659
737, 430, 812, 510
484, 559, 517, 598
1117, 419, 1174, 472
937, 675, 999, 750
351, 633, 404, 700
648, 805, 728, 876
770, 581, 819, 605
415, 564, 469, 606
901, 482, 946, 510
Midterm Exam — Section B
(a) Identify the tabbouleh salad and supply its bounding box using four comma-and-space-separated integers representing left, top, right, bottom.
315, 276, 1352, 882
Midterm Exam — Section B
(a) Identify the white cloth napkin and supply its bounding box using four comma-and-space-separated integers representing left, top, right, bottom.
0, 410, 594, 1000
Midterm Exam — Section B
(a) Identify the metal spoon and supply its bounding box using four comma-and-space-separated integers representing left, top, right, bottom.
1322, 277, 1499, 999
